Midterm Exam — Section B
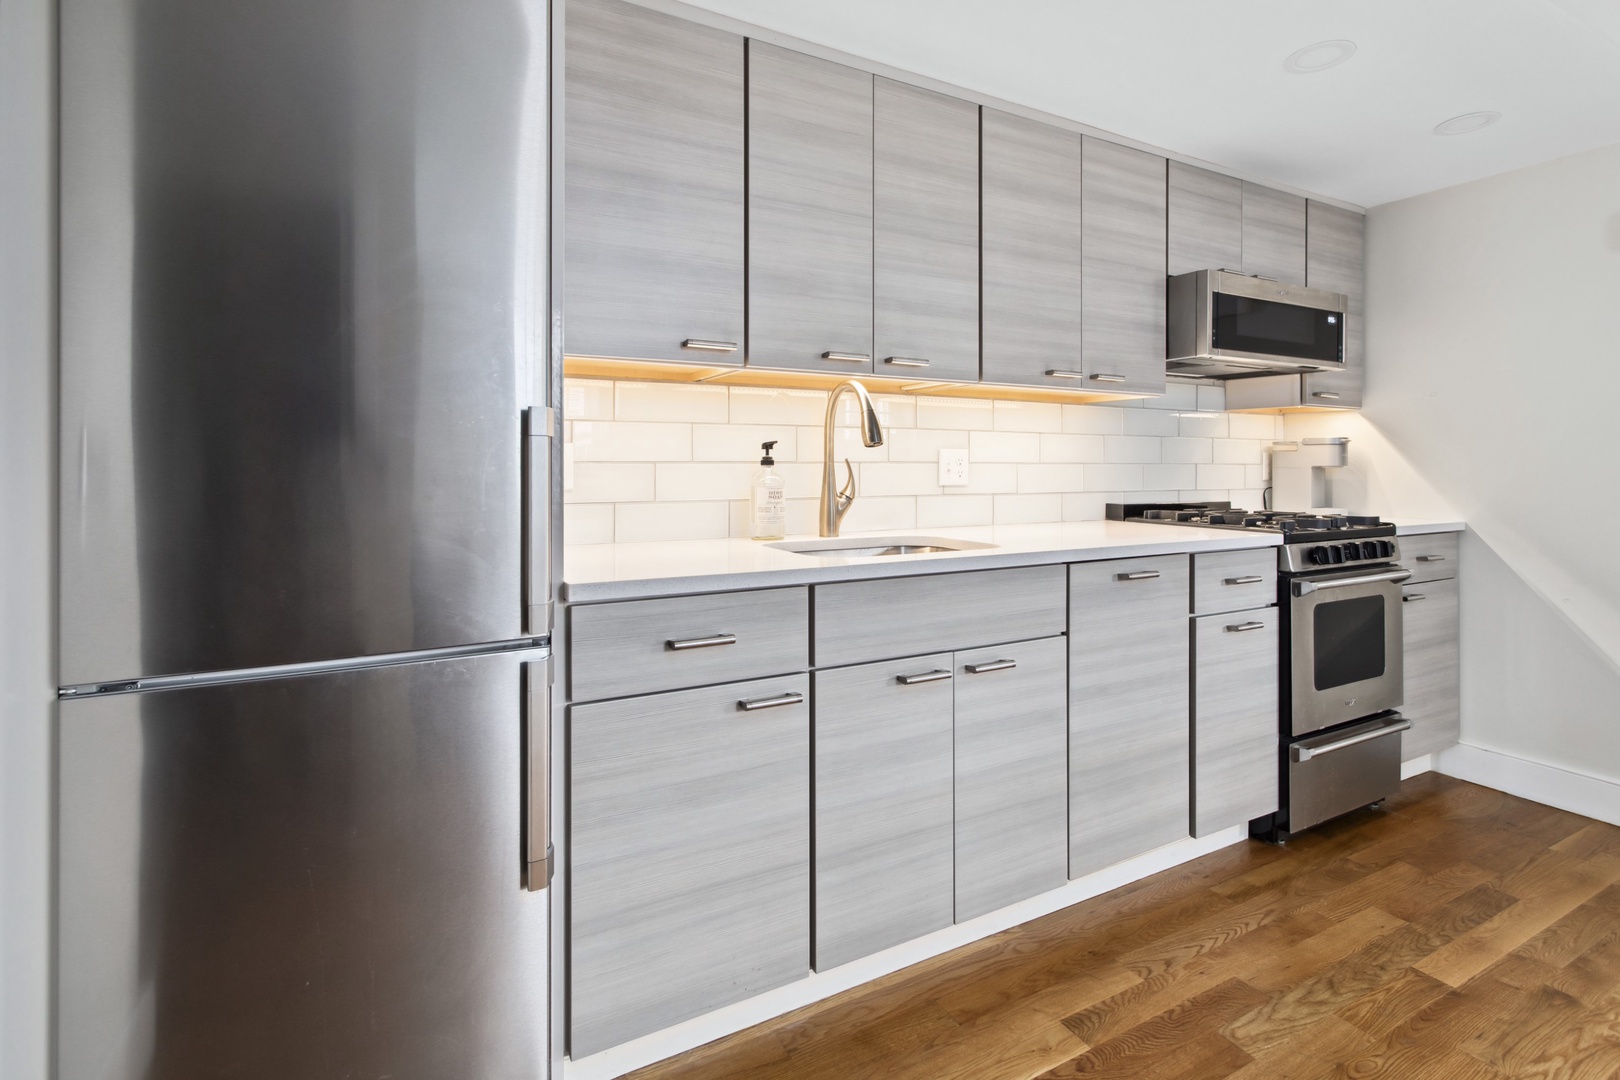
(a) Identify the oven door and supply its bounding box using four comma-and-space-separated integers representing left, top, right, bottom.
1288, 566, 1410, 736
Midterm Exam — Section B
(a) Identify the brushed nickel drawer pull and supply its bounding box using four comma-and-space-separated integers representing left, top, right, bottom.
1225, 575, 1265, 585
666, 633, 737, 651
965, 659, 1017, 674
883, 357, 931, 368
737, 691, 805, 712
1402, 593, 1427, 603
1226, 621, 1267, 633
822, 351, 871, 363
1312, 391, 1342, 400
1416, 554, 1447, 562
1045, 369, 1086, 380
1118, 570, 1162, 581
1090, 373, 1127, 383
681, 339, 739, 353
897, 669, 953, 685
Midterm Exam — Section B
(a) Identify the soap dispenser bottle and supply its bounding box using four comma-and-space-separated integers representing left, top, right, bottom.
750, 440, 786, 540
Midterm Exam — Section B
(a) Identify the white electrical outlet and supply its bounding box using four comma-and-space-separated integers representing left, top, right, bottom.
939, 448, 970, 487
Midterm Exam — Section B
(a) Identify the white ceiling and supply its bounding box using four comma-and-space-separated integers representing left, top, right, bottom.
669, 0, 1620, 207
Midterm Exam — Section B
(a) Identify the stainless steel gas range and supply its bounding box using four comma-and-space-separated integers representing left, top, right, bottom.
1111, 502, 1413, 841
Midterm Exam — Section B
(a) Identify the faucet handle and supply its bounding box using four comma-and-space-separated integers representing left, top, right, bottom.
836, 458, 857, 513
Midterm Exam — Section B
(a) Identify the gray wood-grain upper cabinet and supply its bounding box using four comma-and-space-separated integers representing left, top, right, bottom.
1068, 556, 1190, 878
564, 0, 745, 365
980, 109, 1086, 389
954, 636, 1070, 921
747, 42, 874, 374
569, 674, 810, 1057
1240, 183, 1307, 286
1080, 138, 1167, 395
1401, 533, 1460, 758
873, 79, 980, 383
813, 653, 955, 970
1167, 162, 1242, 276
1192, 599, 1280, 838
1302, 202, 1366, 408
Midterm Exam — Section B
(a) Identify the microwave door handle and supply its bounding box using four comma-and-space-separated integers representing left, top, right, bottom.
1292, 568, 1412, 596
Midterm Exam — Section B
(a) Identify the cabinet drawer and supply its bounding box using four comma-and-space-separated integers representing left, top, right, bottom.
570, 675, 810, 1056
813, 565, 1066, 668
1401, 533, 1458, 583
1192, 607, 1280, 837
1192, 548, 1277, 615
569, 588, 808, 701
1402, 577, 1460, 758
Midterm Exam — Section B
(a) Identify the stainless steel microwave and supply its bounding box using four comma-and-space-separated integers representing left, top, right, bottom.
1166, 269, 1347, 378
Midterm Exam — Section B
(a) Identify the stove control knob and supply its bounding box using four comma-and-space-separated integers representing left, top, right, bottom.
1342, 542, 1361, 561
1308, 545, 1330, 565
1327, 545, 1345, 564
1361, 541, 1380, 560
1378, 540, 1395, 559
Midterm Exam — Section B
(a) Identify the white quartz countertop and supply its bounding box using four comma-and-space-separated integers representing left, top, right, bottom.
1391, 520, 1467, 536
562, 520, 1282, 603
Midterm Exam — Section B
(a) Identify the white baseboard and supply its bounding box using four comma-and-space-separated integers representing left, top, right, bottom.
1401, 754, 1434, 779
1436, 743, 1620, 827
564, 825, 1247, 1080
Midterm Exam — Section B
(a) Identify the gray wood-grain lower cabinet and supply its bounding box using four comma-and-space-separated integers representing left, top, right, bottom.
873, 79, 980, 383
980, 109, 1086, 389
1068, 557, 1190, 878
1402, 575, 1460, 758
954, 636, 1069, 921
1081, 138, 1167, 395
1167, 161, 1242, 277
564, 0, 745, 365
747, 42, 874, 374
1240, 183, 1307, 285
569, 675, 810, 1057
813, 654, 955, 969
1303, 201, 1366, 408
1191, 607, 1280, 837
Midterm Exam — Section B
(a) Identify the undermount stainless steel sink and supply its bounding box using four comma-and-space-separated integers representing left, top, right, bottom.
768, 535, 997, 558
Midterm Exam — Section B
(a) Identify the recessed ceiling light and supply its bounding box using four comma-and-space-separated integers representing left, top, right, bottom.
1432, 111, 1503, 136
1283, 40, 1357, 74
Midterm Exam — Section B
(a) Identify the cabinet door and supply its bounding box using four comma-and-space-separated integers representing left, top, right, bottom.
1081, 138, 1167, 395
565, 0, 745, 364
1069, 557, 1190, 878
1401, 578, 1460, 758
954, 636, 1069, 921
1240, 183, 1307, 285
873, 79, 980, 383
981, 109, 1085, 389
813, 654, 955, 970
570, 675, 809, 1057
1192, 608, 1280, 837
1168, 161, 1242, 276
1303, 201, 1366, 408
747, 42, 874, 373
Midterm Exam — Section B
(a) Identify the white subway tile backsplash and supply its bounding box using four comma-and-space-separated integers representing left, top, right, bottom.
727, 498, 819, 538
839, 495, 917, 533
1061, 405, 1125, 435
1179, 489, 1231, 503
1212, 439, 1265, 465
655, 462, 753, 502
885, 427, 971, 462
1086, 464, 1144, 491
1178, 412, 1229, 438
915, 396, 995, 430
1144, 383, 1198, 411
1196, 385, 1227, 412
566, 503, 614, 545
994, 493, 1063, 525
872, 395, 917, 430
615, 500, 729, 543
1196, 464, 1248, 489
1228, 412, 1282, 440
1062, 492, 1116, 521
1017, 462, 1084, 493
1160, 437, 1214, 464
615, 381, 729, 424
692, 424, 798, 463
916, 494, 994, 528
1104, 435, 1161, 464
1040, 433, 1106, 463
729, 386, 829, 426
1143, 463, 1197, 490
563, 378, 615, 420
1230, 489, 1267, 508
970, 430, 1041, 463
992, 399, 1063, 433
959, 462, 1019, 495
860, 461, 941, 497
567, 462, 656, 504
1244, 464, 1268, 488
1122, 409, 1181, 437
572, 420, 692, 462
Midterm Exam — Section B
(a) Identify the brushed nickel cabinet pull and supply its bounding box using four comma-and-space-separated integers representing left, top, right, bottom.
1045, 369, 1085, 379
1090, 373, 1127, 383
1118, 570, 1162, 581
1416, 554, 1447, 562
666, 633, 737, 651
1312, 391, 1342, 400
1224, 575, 1264, 585
822, 351, 871, 363
965, 659, 1017, 674
681, 339, 739, 353
1226, 621, 1267, 633
737, 691, 805, 712
883, 357, 930, 368
1402, 593, 1427, 603
897, 669, 953, 685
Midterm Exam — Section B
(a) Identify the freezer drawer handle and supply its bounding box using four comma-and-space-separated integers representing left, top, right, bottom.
666, 633, 737, 651
737, 691, 805, 712
897, 669, 953, 685
965, 659, 1017, 674
1402, 593, 1427, 603
1117, 570, 1162, 581
1225, 575, 1265, 585
1293, 717, 1412, 762
1293, 568, 1412, 596
1225, 621, 1267, 633
681, 339, 739, 353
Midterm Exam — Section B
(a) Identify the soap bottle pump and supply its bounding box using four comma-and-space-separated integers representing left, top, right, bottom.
750, 440, 786, 541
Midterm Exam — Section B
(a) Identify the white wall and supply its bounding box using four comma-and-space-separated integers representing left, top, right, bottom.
1287, 139, 1620, 784
0, 0, 55, 1076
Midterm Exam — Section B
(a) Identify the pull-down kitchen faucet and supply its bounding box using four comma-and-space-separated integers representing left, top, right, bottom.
820, 380, 884, 537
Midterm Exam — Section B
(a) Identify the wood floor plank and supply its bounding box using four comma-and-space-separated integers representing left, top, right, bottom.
1334, 968, 1453, 1040
1038, 978, 1265, 1078
1452, 980, 1620, 1079
1317, 984, 1509, 1080
1221, 1016, 1371, 1080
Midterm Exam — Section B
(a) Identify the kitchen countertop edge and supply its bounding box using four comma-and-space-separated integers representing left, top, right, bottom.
1392, 521, 1467, 536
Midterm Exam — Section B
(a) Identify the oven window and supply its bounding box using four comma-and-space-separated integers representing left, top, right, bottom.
1212, 293, 1343, 363
1313, 595, 1385, 690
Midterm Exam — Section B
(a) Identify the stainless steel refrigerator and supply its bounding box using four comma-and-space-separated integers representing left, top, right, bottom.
55, 1, 558, 1077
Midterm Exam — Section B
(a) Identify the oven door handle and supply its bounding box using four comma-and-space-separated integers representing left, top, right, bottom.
1292, 568, 1412, 596
1293, 716, 1411, 762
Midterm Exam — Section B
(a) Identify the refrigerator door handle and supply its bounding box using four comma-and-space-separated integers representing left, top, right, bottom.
525, 659, 552, 892
524, 408, 554, 638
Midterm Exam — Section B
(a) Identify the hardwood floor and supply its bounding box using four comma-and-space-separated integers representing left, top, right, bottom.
622, 774, 1620, 1080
